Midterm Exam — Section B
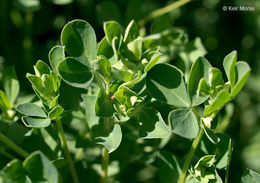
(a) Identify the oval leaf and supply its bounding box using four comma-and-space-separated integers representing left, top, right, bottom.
58, 57, 94, 88
49, 45, 65, 75
188, 57, 211, 106
204, 90, 231, 116
61, 19, 97, 66
16, 103, 47, 118
139, 109, 170, 139
223, 51, 237, 88
23, 151, 58, 183
230, 61, 250, 97
96, 124, 122, 153
22, 116, 51, 128
169, 108, 199, 139
146, 64, 191, 107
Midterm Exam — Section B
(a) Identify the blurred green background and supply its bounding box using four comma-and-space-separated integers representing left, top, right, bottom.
0, 0, 259, 182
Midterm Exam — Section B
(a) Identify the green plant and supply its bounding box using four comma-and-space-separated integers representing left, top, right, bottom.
0, 18, 258, 183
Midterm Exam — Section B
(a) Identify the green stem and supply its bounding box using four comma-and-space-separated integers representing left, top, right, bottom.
178, 127, 204, 183
55, 119, 79, 183
100, 117, 111, 183
225, 139, 232, 183
0, 148, 16, 159
0, 132, 29, 158
138, 0, 191, 26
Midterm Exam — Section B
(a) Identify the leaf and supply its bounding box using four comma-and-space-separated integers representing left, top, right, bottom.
168, 108, 199, 139
22, 116, 51, 128
49, 45, 65, 75
46, 0, 73, 5
2, 66, 20, 105
144, 51, 161, 72
230, 61, 250, 97
209, 67, 224, 89
223, 51, 237, 88
195, 155, 216, 168
241, 169, 260, 183
96, 124, 122, 153
126, 38, 143, 60
157, 151, 183, 183
104, 21, 122, 45
124, 20, 139, 44
16, 103, 47, 118
97, 37, 113, 58
61, 19, 97, 66
204, 89, 231, 116
23, 151, 58, 183
146, 63, 191, 107
48, 106, 64, 120
203, 125, 220, 144
95, 90, 115, 117
0, 90, 12, 110
139, 109, 170, 139
82, 95, 99, 129
58, 57, 94, 88
34, 60, 51, 76
2, 159, 26, 183
188, 57, 211, 106
94, 56, 111, 82
198, 78, 210, 96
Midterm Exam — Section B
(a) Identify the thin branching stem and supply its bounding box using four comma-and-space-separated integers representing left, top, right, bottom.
138, 0, 191, 26
0, 132, 29, 158
100, 117, 111, 183
55, 118, 79, 183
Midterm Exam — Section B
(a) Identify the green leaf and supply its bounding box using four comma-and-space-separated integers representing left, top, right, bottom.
198, 78, 210, 96
203, 125, 220, 144
124, 20, 139, 44
46, 0, 73, 5
96, 124, 122, 153
48, 106, 64, 120
34, 60, 51, 77
158, 151, 183, 183
22, 116, 51, 128
82, 94, 99, 129
2, 66, 20, 105
97, 37, 113, 58
223, 51, 237, 88
23, 151, 58, 183
188, 57, 211, 106
241, 169, 260, 183
61, 19, 97, 66
146, 63, 191, 107
94, 56, 111, 82
58, 57, 93, 88
16, 103, 47, 118
104, 21, 122, 45
230, 61, 250, 97
195, 155, 216, 168
95, 91, 115, 117
2, 159, 26, 183
144, 51, 161, 72
139, 109, 170, 139
0, 90, 12, 110
168, 108, 199, 139
126, 38, 143, 60
49, 45, 65, 75
209, 67, 224, 89
204, 89, 231, 116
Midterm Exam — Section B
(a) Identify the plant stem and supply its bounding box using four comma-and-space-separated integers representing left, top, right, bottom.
55, 118, 79, 183
225, 139, 232, 183
0, 148, 16, 159
138, 0, 191, 26
100, 117, 111, 183
0, 132, 29, 158
178, 127, 204, 183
